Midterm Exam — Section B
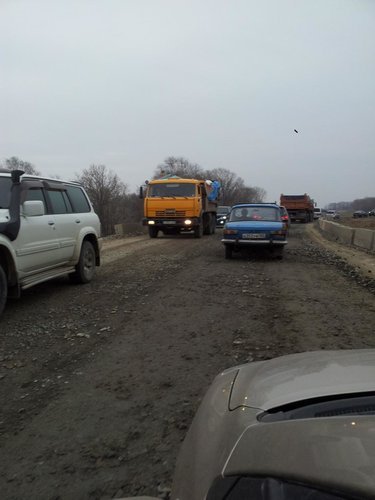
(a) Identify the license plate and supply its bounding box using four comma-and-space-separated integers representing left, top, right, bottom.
163, 220, 176, 224
243, 233, 266, 239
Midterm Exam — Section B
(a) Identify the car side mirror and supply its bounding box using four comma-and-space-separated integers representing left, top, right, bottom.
22, 200, 45, 217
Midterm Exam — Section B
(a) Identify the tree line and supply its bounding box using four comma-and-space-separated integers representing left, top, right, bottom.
327, 198, 375, 212
1, 155, 266, 236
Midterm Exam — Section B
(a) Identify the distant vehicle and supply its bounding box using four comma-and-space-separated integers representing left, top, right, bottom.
326, 209, 339, 219
353, 210, 368, 218
216, 205, 231, 227
279, 205, 290, 228
313, 207, 322, 219
369, 209, 375, 217
279, 193, 314, 223
140, 177, 221, 238
221, 203, 287, 259
171, 349, 375, 500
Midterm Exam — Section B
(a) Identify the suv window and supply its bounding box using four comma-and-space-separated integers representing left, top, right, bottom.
47, 189, 71, 214
0, 177, 12, 209
66, 186, 91, 213
25, 188, 47, 212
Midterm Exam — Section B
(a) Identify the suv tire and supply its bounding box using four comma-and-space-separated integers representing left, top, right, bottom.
0, 265, 7, 316
70, 241, 96, 284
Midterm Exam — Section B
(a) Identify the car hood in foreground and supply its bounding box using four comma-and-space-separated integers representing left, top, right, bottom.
225, 415, 375, 499
229, 349, 375, 411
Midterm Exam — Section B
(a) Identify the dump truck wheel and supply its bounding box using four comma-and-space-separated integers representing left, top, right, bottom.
194, 224, 203, 238
149, 226, 158, 238
211, 215, 216, 234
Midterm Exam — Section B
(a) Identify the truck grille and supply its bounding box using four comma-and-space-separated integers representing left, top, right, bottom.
155, 210, 186, 217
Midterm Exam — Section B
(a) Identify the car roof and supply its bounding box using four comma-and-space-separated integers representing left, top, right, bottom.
232, 203, 279, 209
229, 349, 375, 411
0, 170, 82, 187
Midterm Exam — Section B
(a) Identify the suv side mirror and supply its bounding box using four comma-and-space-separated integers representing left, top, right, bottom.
22, 200, 45, 217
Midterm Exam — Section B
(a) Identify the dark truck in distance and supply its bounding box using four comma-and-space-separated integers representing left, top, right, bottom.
280, 193, 315, 223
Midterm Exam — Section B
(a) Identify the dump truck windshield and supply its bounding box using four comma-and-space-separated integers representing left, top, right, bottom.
148, 183, 196, 197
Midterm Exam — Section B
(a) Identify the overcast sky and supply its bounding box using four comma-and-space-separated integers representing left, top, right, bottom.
1, 0, 374, 206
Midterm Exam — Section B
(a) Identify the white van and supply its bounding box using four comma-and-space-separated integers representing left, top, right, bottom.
313, 208, 322, 219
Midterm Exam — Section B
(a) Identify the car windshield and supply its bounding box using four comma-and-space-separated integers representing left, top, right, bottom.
230, 206, 280, 222
0, 177, 12, 209
218, 206, 230, 214
147, 183, 196, 197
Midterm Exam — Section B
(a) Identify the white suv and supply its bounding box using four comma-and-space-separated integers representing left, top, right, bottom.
0, 169, 101, 316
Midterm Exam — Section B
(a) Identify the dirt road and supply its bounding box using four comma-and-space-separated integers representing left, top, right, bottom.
0, 225, 374, 499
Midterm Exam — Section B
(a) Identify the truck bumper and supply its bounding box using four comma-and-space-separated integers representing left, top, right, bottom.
143, 217, 200, 229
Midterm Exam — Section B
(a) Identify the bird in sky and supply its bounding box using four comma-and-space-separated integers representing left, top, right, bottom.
294, 129, 299, 133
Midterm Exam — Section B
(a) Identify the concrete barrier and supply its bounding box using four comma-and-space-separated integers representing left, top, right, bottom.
353, 228, 375, 251
318, 220, 375, 253
329, 221, 355, 246
114, 223, 124, 236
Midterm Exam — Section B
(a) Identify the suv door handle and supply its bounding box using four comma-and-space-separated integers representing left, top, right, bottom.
48, 221, 55, 226
75, 219, 81, 224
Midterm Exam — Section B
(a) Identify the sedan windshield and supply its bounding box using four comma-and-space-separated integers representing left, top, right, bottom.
0, 178, 12, 208
218, 206, 231, 215
148, 183, 196, 197
230, 206, 281, 222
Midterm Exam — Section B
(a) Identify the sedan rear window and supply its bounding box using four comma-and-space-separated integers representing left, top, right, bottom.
230, 207, 280, 222
0, 177, 12, 209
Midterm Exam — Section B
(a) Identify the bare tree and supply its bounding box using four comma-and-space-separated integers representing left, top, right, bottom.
2, 156, 40, 175
352, 197, 375, 211
153, 156, 204, 179
151, 157, 267, 207
123, 192, 144, 223
205, 167, 266, 205
77, 165, 128, 236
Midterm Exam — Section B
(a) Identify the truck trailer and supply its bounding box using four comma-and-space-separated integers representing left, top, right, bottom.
140, 176, 220, 238
280, 193, 315, 223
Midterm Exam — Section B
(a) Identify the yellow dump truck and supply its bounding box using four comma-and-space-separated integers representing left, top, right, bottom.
140, 177, 220, 238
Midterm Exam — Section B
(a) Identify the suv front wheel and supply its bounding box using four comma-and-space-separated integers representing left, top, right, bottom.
70, 240, 96, 284
0, 265, 7, 315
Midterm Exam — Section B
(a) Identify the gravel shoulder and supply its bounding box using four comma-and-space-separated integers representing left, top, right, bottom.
307, 222, 375, 282
0, 226, 374, 499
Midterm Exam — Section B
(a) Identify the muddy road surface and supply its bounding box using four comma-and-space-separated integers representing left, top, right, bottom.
1, 225, 375, 499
